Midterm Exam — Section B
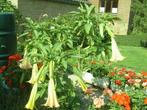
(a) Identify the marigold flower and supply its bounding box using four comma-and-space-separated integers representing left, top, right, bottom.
142, 71, 147, 77
115, 80, 122, 85
111, 92, 130, 110
111, 72, 115, 76
144, 98, 147, 104
127, 79, 135, 84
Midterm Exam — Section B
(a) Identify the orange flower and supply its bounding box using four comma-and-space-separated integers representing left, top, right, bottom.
142, 71, 147, 77
144, 98, 147, 104
111, 92, 130, 110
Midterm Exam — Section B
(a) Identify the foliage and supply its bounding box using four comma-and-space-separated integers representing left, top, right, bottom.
131, 0, 147, 33
18, 4, 117, 110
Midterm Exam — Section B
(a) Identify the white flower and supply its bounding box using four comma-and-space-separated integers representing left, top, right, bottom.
110, 37, 125, 62
82, 72, 94, 84
142, 82, 147, 87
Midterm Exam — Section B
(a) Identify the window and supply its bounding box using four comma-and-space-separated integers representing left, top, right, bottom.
99, 0, 118, 13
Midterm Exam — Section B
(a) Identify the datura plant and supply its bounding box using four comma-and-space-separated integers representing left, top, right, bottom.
19, 3, 125, 110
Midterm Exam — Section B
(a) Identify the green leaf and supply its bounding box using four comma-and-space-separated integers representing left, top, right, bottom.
84, 22, 92, 34
99, 23, 105, 38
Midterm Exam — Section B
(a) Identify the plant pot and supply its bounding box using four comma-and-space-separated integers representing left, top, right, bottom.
0, 12, 15, 31
0, 12, 16, 66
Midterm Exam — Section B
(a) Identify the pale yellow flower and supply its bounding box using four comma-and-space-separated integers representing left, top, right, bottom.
110, 37, 125, 62
19, 58, 32, 69
28, 64, 38, 84
25, 83, 38, 110
44, 78, 60, 108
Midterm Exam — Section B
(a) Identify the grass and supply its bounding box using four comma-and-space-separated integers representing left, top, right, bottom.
111, 45, 147, 72
112, 33, 147, 72
115, 33, 147, 47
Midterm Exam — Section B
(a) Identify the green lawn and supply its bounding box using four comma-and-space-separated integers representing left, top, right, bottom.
111, 46, 147, 72
115, 33, 147, 47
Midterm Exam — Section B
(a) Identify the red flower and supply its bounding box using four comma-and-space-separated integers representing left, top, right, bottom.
121, 67, 126, 72
128, 71, 136, 77
115, 80, 122, 85
0, 66, 7, 74
124, 75, 131, 80
111, 72, 115, 76
8, 54, 22, 61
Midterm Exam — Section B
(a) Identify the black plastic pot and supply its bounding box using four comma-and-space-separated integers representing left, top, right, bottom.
0, 12, 16, 66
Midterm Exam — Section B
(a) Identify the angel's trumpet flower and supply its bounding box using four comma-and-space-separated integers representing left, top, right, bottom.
25, 82, 38, 110
19, 48, 32, 69
44, 78, 60, 108
19, 58, 32, 69
110, 37, 125, 62
28, 64, 38, 84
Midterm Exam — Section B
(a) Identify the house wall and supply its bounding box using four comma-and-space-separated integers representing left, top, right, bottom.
89, 0, 131, 35
18, 0, 77, 19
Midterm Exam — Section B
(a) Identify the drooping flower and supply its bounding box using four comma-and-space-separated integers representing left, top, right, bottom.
19, 58, 32, 69
44, 78, 60, 108
25, 82, 38, 110
28, 64, 38, 84
110, 37, 125, 62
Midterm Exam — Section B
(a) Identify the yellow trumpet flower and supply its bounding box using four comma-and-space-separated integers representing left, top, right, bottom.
44, 78, 60, 108
28, 64, 38, 84
25, 82, 38, 110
